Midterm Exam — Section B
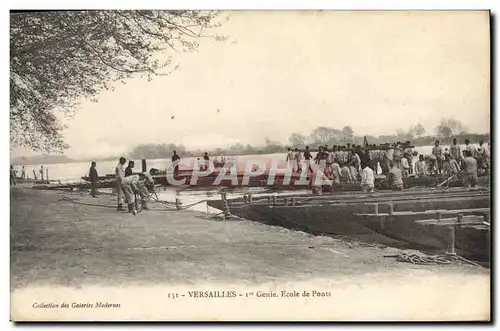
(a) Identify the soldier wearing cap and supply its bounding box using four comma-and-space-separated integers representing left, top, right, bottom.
121, 172, 155, 214
115, 157, 127, 211
125, 160, 135, 177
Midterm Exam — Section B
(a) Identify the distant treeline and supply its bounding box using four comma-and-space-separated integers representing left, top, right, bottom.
10, 153, 122, 165
11, 154, 72, 166
12, 117, 490, 164
125, 133, 490, 160
128, 118, 490, 159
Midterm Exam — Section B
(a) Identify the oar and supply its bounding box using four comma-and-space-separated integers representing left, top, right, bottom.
437, 170, 463, 188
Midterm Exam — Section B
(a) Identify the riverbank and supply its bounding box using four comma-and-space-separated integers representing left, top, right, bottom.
10, 187, 490, 321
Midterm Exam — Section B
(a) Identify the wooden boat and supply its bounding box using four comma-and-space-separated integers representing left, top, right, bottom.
14, 177, 49, 184
207, 187, 491, 262
77, 169, 488, 192
81, 174, 116, 181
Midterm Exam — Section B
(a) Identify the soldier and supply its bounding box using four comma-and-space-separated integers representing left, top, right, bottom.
449, 138, 461, 160
400, 153, 410, 179
388, 161, 404, 191
294, 148, 302, 173
414, 155, 428, 178
303, 146, 313, 174
89, 161, 98, 198
286, 148, 294, 169
463, 150, 478, 188
360, 164, 375, 193
125, 160, 135, 177
121, 172, 155, 214
330, 160, 342, 185
171, 151, 180, 176
431, 140, 443, 175
10, 165, 16, 186
465, 139, 477, 158
115, 157, 127, 211
340, 162, 353, 183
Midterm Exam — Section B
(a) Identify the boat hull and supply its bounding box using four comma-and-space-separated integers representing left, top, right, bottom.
208, 189, 491, 261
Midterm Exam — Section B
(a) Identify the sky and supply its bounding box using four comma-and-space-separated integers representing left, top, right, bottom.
11, 11, 491, 159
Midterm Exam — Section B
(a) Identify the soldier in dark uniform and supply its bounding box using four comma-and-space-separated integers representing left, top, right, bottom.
125, 160, 135, 177
89, 161, 98, 197
172, 151, 180, 175
10, 165, 16, 186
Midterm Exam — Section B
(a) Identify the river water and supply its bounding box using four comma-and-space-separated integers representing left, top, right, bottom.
13, 143, 485, 213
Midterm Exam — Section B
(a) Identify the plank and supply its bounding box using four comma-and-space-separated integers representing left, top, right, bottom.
415, 215, 484, 225
416, 221, 486, 226
355, 207, 490, 217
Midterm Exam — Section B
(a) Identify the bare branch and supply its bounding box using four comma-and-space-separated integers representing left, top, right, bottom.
10, 10, 227, 152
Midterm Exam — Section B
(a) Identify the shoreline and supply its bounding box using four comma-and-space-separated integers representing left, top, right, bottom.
10, 187, 490, 320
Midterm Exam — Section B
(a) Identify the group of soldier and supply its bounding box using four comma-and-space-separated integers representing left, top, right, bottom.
286, 138, 490, 190
285, 142, 412, 183
416, 138, 490, 188
89, 158, 155, 214
9, 165, 46, 185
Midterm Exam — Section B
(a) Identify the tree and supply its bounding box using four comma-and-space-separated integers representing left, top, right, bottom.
412, 123, 426, 138
342, 126, 354, 144
395, 129, 412, 142
245, 144, 256, 154
229, 143, 245, 154
288, 133, 306, 148
263, 137, 283, 153
129, 142, 186, 159
436, 118, 467, 139
310, 127, 342, 145
10, 10, 226, 153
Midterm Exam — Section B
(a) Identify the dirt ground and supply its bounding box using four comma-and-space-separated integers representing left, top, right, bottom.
10, 186, 489, 286
9, 187, 491, 321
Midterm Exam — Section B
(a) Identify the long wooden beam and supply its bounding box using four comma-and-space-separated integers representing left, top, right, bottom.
239, 192, 489, 208
355, 207, 490, 217
415, 215, 485, 225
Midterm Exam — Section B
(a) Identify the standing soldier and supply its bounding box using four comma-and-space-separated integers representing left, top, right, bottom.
477, 140, 490, 172
203, 152, 210, 171
21, 165, 26, 179
449, 137, 461, 161
463, 150, 478, 188
431, 140, 443, 175
303, 146, 313, 174
89, 161, 98, 198
10, 166, 16, 186
286, 148, 294, 170
125, 160, 135, 177
400, 154, 410, 179
171, 151, 180, 176
294, 148, 302, 174
360, 163, 375, 193
464, 139, 477, 158
388, 161, 404, 191
116, 157, 127, 211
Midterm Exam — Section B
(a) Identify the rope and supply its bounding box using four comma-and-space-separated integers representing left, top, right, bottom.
454, 254, 485, 268
201, 210, 239, 220
59, 193, 212, 212
60, 195, 79, 202
176, 199, 209, 210
384, 252, 485, 268
59, 194, 118, 209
